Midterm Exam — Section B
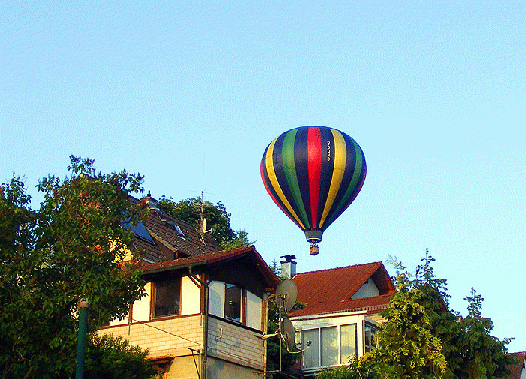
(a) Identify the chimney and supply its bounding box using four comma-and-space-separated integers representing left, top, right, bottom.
143, 191, 159, 211
280, 255, 297, 279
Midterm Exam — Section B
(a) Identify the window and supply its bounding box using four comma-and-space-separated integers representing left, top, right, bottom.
364, 322, 378, 353
209, 281, 262, 330
121, 220, 155, 244
153, 278, 181, 318
302, 324, 357, 370
162, 219, 186, 239
224, 284, 242, 322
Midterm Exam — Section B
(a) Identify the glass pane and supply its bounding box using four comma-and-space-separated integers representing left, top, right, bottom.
154, 279, 180, 317
340, 324, 357, 364
302, 329, 319, 369
321, 326, 338, 367
224, 284, 242, 322
364, 322, 377, 353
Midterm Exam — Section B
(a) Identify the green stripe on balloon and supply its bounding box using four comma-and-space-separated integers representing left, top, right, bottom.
323, 142, 365, 229
282, 129, 310, 229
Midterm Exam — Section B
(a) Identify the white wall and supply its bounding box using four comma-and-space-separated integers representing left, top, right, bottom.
351, 278, 379, 299
181, 276, 201, 315
246, 290, 262, 330
208, 280, 225, 318
133, 282, 151, 321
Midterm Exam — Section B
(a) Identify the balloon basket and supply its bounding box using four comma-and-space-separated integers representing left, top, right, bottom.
309, 244, 319, 255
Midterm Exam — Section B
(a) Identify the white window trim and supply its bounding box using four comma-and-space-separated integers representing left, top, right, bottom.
300, 323, 358, 372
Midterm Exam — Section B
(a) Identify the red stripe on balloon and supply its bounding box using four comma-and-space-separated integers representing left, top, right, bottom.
307, 127, 321, 228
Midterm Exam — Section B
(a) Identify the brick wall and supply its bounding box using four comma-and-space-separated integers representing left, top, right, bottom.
98, 314, 204, 359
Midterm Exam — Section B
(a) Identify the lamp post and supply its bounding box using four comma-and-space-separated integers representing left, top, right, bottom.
76, 299, 89, 379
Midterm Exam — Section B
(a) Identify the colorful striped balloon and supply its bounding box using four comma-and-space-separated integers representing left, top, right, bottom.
260, 126, 366, 248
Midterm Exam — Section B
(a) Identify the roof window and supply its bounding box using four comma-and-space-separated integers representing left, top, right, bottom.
121, 220, 155, 244
162, 219, 186, 239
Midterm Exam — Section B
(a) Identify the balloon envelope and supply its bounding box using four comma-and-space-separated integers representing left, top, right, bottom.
260, 126, 366, 244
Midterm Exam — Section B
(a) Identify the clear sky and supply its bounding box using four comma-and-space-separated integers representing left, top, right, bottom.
1, 1, 525, 352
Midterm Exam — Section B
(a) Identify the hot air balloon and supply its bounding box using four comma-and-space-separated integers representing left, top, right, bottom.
260, 126, 366, 255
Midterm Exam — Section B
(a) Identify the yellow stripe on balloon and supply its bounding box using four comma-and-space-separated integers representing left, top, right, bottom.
319, 129, 346, 229
265, 139, 305, 229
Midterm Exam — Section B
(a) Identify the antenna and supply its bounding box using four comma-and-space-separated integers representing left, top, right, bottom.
197, 191, 214, 240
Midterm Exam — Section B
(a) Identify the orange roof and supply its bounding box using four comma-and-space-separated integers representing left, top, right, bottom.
506, 352, 526, 379
290, 262, 395, 317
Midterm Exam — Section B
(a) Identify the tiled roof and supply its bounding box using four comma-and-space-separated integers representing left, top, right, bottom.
289, 262, 395, 317
142, 245, 280, 290
506, 352, 526, 379
127, 197, 279, 293
129, 196, 221, 262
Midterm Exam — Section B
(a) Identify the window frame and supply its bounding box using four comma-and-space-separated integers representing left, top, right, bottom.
223, 283, 246, 324
150, 277, 182, 319
364, 321, 379, 353
301, 323, 358, 371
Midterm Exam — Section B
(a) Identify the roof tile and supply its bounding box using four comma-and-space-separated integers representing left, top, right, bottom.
290, 262, 395, 317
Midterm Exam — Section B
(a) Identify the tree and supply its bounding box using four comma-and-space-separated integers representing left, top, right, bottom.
157, 195, 251, 249
0, 157, 156, 379
84, 335, 158, 379
456, 288, 514, 379
316, 253, 513, 379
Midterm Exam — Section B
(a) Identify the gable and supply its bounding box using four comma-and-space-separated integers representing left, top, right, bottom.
351, 278, 380, 299
141, 246, 279, 298
290, 262, 395, 317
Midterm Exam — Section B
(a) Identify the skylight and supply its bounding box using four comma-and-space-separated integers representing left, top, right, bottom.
162, 219, 186, 239
121, 220, 155, 244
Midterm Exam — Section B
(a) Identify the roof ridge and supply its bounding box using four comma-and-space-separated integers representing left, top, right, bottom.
296, 261, 382, 276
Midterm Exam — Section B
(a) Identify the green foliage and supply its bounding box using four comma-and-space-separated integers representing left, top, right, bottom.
84, 335, 158, 379
455, 288, 514, 379
316, 252, 513, 379
316, 358, 377, 379
0, 156, 155, 379
158, 195, 251, 249
364, 282, 447, 378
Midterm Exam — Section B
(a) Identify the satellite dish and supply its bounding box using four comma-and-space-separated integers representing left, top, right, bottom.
280, 315, 298, 352
275, 279, 298, 312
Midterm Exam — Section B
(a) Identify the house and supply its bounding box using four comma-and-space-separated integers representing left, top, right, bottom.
284, 258, 395, 377
506, 352, 526, 379
99, 197, 279, 379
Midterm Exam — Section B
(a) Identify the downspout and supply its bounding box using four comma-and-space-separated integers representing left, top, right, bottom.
262, 292, 269, 377
202, 275, 209, 379
188, 266, 208, 379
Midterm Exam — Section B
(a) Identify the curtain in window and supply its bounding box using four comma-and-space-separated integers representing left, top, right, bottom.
302, 329, 320, 368
321, 326, 338, 367
340, 324, 357, 364
302, 324, 358, 370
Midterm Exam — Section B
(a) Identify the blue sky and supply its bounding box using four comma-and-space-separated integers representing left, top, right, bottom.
1, 1, 525, 352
